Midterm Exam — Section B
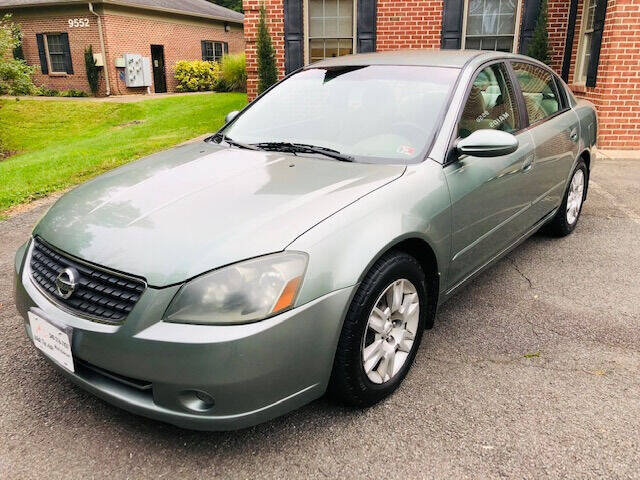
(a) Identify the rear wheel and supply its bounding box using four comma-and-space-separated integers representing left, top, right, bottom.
329, 252, 427, 407
545, 160, 587, 237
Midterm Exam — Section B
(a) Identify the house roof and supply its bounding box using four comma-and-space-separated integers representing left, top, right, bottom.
0, 0, 244, 24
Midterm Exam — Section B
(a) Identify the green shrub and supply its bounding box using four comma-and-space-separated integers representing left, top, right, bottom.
256, 4, 278, 94
0, 14, 36, 95
60, 88, 88, 97
36, 86, 88, 97
84, 45, 99, 96
527, 0, 551, 65
174, 60, 222, 92
220, 53, 247, 92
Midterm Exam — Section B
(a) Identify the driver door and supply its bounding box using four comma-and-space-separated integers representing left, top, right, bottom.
444, 62, 535, 291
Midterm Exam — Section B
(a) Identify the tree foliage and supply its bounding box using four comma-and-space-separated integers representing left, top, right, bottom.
207, 0, 243, 13
0, 14, 36, 95
257, 4, 278, 94
527, 0, 551, 65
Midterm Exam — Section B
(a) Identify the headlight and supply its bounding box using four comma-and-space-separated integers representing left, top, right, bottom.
164, 252, 308, 325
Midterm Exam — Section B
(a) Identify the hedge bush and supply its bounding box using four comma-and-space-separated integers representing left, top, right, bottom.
220, 53, 246, 92
174, 60, 222, 92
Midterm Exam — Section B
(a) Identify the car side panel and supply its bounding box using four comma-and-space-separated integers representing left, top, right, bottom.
287, 160, 452, 307
526, 109, 580, 222
443, 130, 535, 291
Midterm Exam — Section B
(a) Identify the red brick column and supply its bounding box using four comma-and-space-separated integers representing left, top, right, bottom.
244, 0, 286, 100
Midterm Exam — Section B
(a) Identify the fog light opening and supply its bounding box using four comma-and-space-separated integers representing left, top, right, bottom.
179, 390, 215, 413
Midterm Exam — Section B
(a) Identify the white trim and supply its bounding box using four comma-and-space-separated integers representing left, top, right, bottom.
574, 0, 596, 85
461, 0, 523, 53
303, 0, 358, 65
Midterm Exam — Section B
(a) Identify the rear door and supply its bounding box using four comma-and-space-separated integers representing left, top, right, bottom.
444, 61, 535, 291
510, 62, 579, 222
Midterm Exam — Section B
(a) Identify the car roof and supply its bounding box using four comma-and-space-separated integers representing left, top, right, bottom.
309, 49, 524, 69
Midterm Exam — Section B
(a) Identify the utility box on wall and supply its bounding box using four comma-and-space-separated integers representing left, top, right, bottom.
123, 53, 152, 87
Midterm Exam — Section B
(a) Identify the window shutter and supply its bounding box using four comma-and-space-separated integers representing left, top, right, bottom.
561, 0, 579, 82
586, 0, 608, 87
283, 0, 304, 74
518, 0, 541, 54
357, 0, 377, 53
61, 32, 73, 74
441, 0, 464, 49
224, 42, 229, 55
201, 40, 207, 60
36, 34, 49, 74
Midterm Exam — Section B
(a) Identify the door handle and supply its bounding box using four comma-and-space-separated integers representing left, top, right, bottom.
569, 128, 579, 142
522, 155, 534, 172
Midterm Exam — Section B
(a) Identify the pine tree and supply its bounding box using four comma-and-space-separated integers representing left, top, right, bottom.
256, 3, 278, 94
527, 0, 551, 65
84, 45, 99, 96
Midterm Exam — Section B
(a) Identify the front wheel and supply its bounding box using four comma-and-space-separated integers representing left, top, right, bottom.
328, 252, 427, 407
544, 160, 588, 237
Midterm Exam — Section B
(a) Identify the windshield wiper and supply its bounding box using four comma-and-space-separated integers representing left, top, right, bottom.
253, 142, 354, 162
209, 133, 261, 151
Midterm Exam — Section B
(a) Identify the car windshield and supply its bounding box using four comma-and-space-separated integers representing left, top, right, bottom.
222, 65, 460, 163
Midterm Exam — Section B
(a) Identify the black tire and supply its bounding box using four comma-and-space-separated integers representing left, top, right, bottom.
544, 160, 588, 237
328, 251, 428, 407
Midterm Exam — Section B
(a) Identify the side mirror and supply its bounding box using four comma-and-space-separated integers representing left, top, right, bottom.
225, 110, 240, 123
456, 129, 519, 158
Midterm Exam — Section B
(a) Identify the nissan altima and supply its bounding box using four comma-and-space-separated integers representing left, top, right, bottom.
14, 50, 597, 430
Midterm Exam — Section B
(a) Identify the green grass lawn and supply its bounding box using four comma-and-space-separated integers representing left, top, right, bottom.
0, 93, 247, 216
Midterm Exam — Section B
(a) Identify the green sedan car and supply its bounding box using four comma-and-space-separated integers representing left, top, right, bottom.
14, 50, 597, 430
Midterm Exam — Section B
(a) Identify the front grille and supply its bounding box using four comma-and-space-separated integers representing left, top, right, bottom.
29, 237, 146, 323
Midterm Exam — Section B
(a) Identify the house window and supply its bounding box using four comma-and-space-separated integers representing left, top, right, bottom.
202, 41, 227, 62
463, 0, 521, 52
575, 0, 596, 84
44, 33, 67, 73
307, 0, 356, 63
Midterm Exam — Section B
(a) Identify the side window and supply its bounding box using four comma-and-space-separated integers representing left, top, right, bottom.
458, 63, 519, 139
512, 62, 561, 124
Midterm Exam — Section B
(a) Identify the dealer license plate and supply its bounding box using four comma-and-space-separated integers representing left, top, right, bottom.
28, 311, 74, 373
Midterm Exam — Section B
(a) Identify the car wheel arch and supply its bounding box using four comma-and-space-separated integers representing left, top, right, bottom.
355, 235, 440, 329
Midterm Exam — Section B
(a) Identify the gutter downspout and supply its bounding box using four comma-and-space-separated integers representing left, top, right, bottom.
88, 2, 110, 96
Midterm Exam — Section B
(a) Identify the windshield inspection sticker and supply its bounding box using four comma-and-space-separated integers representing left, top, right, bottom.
397, 145, 416, 156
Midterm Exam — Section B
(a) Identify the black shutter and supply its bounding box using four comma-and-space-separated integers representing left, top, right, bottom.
61, 32, 73, 74
586, 0, 608, 87
441, 0, 464, 49
561, 0, 579, 82
357, 0, 377, 53
36, 34, 48, 74
518, 0, 541, 54
201, 40, 207, 60
283, 0, 304, 73
223, 42, 229, 55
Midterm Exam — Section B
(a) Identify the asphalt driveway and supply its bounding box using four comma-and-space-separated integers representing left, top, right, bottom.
1, 156, 639, 479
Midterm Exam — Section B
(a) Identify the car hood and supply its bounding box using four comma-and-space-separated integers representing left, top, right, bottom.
34, 142, 405, 286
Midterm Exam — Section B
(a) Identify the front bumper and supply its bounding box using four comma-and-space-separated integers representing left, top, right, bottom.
14, 242, 354, 430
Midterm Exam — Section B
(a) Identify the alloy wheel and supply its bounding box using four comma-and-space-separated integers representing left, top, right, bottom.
566, 168, 585, 225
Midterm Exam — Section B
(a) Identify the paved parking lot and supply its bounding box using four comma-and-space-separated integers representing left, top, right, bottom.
1, 156, 639, 479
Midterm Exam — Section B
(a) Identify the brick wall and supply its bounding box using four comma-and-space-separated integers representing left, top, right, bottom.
567, 0, 640, 149
377, 0, 443, 51
100, 8, 244, 95
8, 4, 244, 96
243, 0, 286, 100
9, 5, 105, 94
547, 0, 570, 72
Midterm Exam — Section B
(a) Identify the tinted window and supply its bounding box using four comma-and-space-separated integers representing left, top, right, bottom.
458, 63, 519, 138
224, 66, 459, 163
512, 62, 560, 124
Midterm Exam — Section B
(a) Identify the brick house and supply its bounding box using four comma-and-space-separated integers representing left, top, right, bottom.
1, 0, 244, 95
243, 0, 640, 149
